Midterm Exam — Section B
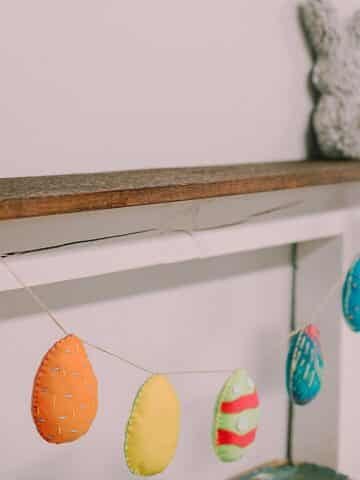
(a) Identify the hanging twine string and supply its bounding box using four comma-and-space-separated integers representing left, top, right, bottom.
288, 277, 345, 339
0, 257, 237, 376
2, 251, 353, 377
1, 203, 354, 376
0, 198, 303, 376
2, 257, 69, 337
309, 275, 346, 326
290, 254, 359, 337
0, 257, 153, 375
82, 339, 154, 375
161, 368, 235, 376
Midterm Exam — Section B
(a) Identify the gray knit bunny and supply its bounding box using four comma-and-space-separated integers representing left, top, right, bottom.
301, 0, 360, 159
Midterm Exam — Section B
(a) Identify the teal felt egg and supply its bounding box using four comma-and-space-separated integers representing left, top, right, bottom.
286, 324, 324, 406
342, 257, 360, 332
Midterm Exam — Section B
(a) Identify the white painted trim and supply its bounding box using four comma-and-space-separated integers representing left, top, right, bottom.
1, 184, 360, 474
0, 208, 350, 293
292, 236, 343, 468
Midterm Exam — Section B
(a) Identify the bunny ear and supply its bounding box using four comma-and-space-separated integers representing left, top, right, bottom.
349, 10, 360, 45
301, 0, 340, 55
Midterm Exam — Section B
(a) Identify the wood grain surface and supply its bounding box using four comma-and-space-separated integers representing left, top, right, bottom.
1, 161, 360, 220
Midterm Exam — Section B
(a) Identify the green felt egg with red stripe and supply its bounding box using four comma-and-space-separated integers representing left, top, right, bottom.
212, 369, 259, 462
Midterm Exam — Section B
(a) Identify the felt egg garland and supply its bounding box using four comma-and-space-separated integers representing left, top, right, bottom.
286, 324, 324, 406
212, 369, 260, 463
124, 375, 180, 477
32, 335, 98, 444
4, 238, 359, 475
342, 257, 360, 332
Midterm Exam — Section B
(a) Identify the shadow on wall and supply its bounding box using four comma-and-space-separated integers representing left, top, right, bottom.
0, 243, 292, 479
0, 245, 291, 323
297, 5, 321, 159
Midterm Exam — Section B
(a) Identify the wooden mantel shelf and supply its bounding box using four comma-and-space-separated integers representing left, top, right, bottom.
1, 160, 360, 221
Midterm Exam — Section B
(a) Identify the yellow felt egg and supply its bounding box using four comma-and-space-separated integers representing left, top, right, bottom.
32, 335, 98, 444
124, 375, 180, 476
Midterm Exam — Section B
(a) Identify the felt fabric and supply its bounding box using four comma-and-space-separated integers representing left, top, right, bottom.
32, 335, 98, 444
301, 0, 360, 160
238, 462, 349, 480
221, 392, 259, 414
124, 375, 180, 477
342, 257, 360, 332
286, 324, 324, 405
212, 369, 259, 463
217, 429, 257, 448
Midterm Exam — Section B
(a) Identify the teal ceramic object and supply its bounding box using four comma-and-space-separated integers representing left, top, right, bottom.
238, 463, 349, 480
286, 324, 324, 405
342, 257, 360, 332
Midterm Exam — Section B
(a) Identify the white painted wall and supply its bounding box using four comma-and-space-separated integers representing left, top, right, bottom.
0, 0, 310, 176
1, 248, 292, 479
1, 1, 358, 479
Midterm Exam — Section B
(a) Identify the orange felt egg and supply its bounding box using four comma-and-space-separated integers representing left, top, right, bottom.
32, 335, 98, 444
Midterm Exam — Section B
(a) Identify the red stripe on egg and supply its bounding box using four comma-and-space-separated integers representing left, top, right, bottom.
221, 391, 259, 414
217, 428, 257, 448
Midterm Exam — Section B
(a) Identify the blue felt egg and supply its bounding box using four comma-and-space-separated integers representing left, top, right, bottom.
286, 324, 324, 406
342, 258, 360, 332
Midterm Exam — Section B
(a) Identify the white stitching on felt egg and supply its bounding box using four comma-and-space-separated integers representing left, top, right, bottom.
247, 378, 255, 390
232, 384, 241, 395
236, 416, 250, 433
